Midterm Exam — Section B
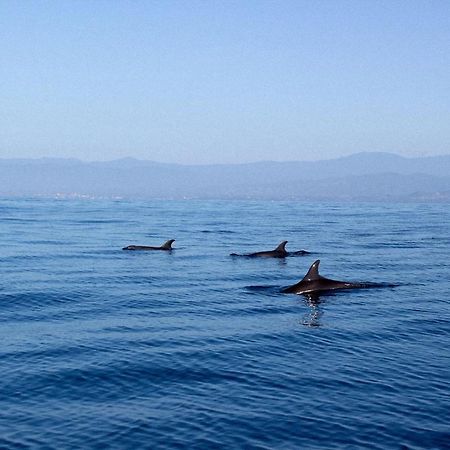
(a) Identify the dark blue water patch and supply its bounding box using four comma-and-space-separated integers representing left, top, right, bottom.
245, 284, 281, 293
2, 337, 98, 355
0, 291, 89, 310
360, 241, 427, 249
0, 255, 50, 264
0, 217, 41, 223
200, 229, 236, 234
19, 239, 79, 246
209, 302, 301, 318
401, 316, 450, 337
68, 219, 132, 224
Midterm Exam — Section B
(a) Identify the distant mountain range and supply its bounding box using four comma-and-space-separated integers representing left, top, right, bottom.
1, 152, 450, 201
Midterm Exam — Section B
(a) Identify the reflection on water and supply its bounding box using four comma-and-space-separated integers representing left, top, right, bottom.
301, 295, 325, 327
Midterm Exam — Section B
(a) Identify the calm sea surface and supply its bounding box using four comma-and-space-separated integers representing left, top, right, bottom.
0, 198, 449, 449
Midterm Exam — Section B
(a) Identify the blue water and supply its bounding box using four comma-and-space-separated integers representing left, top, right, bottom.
1, 198, 449, 449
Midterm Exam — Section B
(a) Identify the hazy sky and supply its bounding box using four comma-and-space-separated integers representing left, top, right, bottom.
1, 0, 449, 164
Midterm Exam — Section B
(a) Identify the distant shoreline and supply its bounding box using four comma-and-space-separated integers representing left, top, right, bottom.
1, 152, 450, 202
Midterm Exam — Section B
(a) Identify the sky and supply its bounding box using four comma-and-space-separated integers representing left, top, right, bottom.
1, 0, 449, 164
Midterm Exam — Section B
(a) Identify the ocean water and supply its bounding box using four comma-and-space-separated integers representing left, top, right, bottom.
0, 198, 449, 450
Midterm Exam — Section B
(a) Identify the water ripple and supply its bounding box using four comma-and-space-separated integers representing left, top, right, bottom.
1, 199, 449, 449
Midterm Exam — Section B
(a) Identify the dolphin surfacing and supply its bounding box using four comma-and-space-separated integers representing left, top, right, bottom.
282, 259, 383, 295
122, 239, 175, 251
231, 241, 309, 258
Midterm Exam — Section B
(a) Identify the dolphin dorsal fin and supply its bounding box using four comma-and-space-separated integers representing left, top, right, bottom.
161, 239, 175, 249
302, 260, 321, 281
274, 241, 288, 252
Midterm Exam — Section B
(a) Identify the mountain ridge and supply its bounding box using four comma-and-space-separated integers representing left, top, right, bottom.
1, 152, 450, 201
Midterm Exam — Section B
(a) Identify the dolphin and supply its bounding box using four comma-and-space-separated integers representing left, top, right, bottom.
122, 239, 175, 251
282, 259, 383, 295
230, 241, 309, 258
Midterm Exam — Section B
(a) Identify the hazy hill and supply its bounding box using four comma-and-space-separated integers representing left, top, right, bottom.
1, 153, 450, 201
